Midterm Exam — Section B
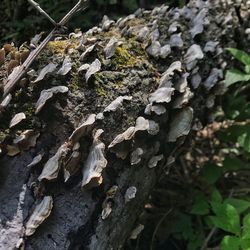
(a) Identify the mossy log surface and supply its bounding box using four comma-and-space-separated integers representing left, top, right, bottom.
0, 1, 249, 249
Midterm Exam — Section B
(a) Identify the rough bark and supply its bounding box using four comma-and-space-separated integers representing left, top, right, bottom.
0, 0, 249, 250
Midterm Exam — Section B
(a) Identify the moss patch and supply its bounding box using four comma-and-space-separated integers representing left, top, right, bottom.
45, 40, 77, 54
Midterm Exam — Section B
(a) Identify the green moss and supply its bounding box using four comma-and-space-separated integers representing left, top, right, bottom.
45, 40, 77, 54
68, 72, 81, 92
111, 44, 147, 70
93, 73, 108, 97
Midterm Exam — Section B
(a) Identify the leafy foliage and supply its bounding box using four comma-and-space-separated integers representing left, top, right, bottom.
166, 48, 250, 250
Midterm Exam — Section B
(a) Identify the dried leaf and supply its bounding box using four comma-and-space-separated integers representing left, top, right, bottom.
103, 96, 132, 113
33, 62, 57, 83
35, 86, 69, 114
167, 107, 193, 142
25, 196, 53, 236
85, 59, 101, 82
57, 56, 72, 75
9, 112, 26, 128
69, 114, 96, 144
81, 129, 107, 189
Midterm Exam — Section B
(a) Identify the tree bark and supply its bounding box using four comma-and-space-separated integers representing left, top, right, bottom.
0, 1, 249, 250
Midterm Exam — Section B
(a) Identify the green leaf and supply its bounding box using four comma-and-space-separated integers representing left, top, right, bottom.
245, 65, 250, 74
201, 163, 223, 184
223, 156, 250, 171
211, 189, 223, 203
221, 235, 240, 250
191, 193, 210, 215
241, 238, 250, 249
227, 48, 250, 66
224, 198, 250, 214
238, 132, 250, 153
210, 202, 241, 235
225, 69, 250, 87
242, 214, 250, 240
187, 233, 203, 250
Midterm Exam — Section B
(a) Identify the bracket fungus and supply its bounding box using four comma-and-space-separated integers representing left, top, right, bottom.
104, 37, 118, 59
35, 86, 69, 114
80, 44, 95, 61
167, 107, 193, 142
9, 112, 26, 128
57, 56, 72, 75
33, 62, 57, 83
81, 129, 107, 189
103, 96, 132, 113
7, 130, 40, 156
125, 186, 137, 203
184, 44, 204, 71
108, 117, 159, 159
38, 142, 70, 181
25, 196, 53, 236
69, 114, 96, 144
85, 59, 101, 82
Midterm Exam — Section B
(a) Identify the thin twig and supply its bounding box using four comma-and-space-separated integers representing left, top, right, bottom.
28, 0, 57, 26
200, 227, 217, 250
150, 208, 173, 250
1, 0, 88, 101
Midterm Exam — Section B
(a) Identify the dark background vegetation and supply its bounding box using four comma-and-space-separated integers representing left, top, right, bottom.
0, 0, 186, 44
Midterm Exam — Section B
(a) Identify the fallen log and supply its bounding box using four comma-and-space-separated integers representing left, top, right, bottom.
0, 0, 249, 249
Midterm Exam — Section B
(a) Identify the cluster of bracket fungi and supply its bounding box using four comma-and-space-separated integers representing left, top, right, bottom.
0, 0, 249, 249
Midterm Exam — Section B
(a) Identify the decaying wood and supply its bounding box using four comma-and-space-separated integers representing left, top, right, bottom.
0, 0, 249, 249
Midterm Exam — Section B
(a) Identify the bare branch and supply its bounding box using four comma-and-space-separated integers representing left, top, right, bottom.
1, 0, 88, 102
28, 0, 57, 27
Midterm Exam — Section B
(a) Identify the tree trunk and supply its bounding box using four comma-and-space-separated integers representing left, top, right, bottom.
0, 1, 249, 249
